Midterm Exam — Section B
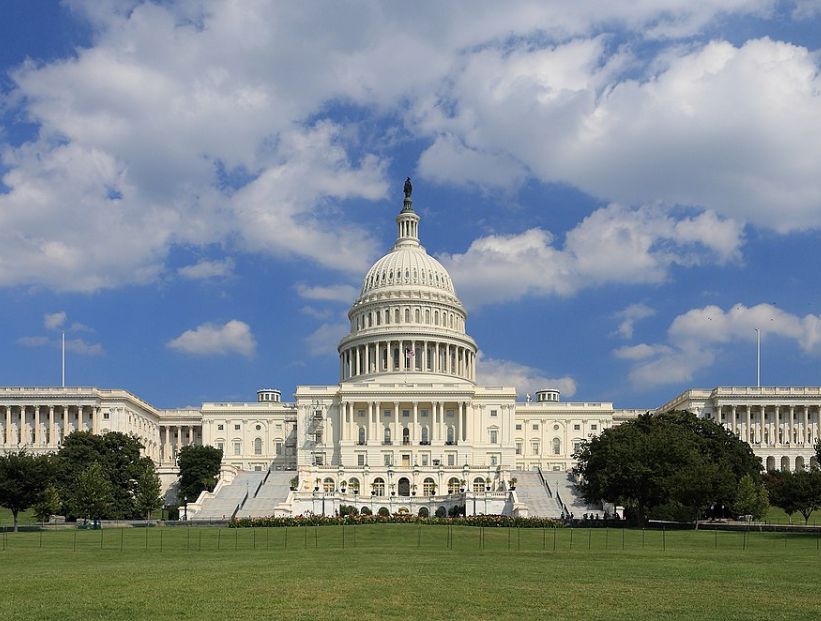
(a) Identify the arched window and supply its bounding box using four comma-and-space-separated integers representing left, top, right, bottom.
423, 477, 436, 496
394, 309, 400, 323
323, 477, 335, 493
552, 438, 561, 455
425, 309, 430, 323
402, 427, 410, 445
349, 477, 360, 493
473, 477, 485, 493
434, 310, 439, 325
254, 437, 262, 455
421, 426, 429, 444
447, 477, 460, 494
372, 477, 385, 496
384, 427, 391, 444
368, 313, 372, 327
358, 426, 366, 445
415, 308, 420, 322
446, 426, 455, 444
404, 308, 410, 323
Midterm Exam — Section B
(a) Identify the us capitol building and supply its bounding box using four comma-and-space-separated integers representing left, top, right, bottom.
1, 182, 819, 518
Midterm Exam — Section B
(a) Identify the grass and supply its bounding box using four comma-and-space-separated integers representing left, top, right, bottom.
0, 524, 820, 620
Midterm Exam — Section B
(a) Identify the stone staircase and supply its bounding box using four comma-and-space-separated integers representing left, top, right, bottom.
235, 470, 294, 518
542, 471, 604, 518
511, 470, 563, 518
193, 470, 267, 520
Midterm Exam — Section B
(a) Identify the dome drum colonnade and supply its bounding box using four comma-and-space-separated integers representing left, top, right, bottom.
338, 188, 477, 383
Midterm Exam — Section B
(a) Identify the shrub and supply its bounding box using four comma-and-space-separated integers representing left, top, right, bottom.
418, 507, 429, 517
377, 507, 390, 517
448, 504, 465, 518
435, 506, 447, 518
360, 506, 372, 516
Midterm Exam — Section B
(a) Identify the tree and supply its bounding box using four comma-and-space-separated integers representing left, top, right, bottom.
133, 461, 163, 520
56, 431, 155, 519
732, 474, 769, 519
766, 469, 821, 524
177, 445, 223, 504
0, 451, 53, 531
574, 411, 762, 524
66, 462, 113, 523
32, 484, 62, 523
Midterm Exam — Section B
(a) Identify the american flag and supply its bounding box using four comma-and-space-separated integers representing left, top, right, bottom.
405, 347, 415, 358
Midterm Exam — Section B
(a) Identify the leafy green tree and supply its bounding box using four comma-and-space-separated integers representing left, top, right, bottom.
0, 450, 54, 531
56, 431, 154, 519
177, 445, 223, 504
733, 474, 769, 519
66, 462, 113, 522
32, 484, 62, 523
767, 469, 821, 525
133, 462, 163, 520
574, 411, 762, 524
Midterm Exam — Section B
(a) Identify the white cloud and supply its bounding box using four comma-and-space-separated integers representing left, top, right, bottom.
305, 321, 347, 357
416, 36, 821, 233
296, 283, 359, 304
614, 303, 656, 339
0, 2, 803, 293
441, 204, 742, 308
44, 312, 67, 330
17, 335, 104, 356
167, 320, 256, 357
617, 303, 821, 388
178, 258, 235, 280
476, 352, 576, 398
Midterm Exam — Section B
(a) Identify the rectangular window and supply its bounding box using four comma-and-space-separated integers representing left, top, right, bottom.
490, 430, 498, 444
490, 454, 498, 466
447, 410, 454, 417
357, 453, 365, 466
103, 412, 110, 420
531, 442, 539, 455
233, 442, 241, 455
384, 411, 391, 417
591, 424, 598, 431
421, 454, 429, 466
402, 454, 411, 467
383, 454, 392, 466
421, 409, 429, 417
314, 454, 324, 466
515, 442, 522, 455
515, 424, 522, 431
573, 424, 581, 431
447, 453, 455, 466
358, 410, 365, 417
234, 424, 241, 430
532, 424, 539, 431
402, 410, 410, 418
275, 424, 282, 430
217, 424, 224, 431
216, 442, 224, 452
275, 442, 282, 455
491, 409, 498, 417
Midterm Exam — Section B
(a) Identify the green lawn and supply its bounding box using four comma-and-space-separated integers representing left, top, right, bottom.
0, 524, 819, 620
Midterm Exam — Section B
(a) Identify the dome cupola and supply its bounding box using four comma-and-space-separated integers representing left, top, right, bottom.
338, 178, 477, 384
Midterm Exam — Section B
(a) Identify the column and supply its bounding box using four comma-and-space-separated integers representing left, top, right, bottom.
774, 406, 780, 446
188, 425, 194, 445
375, 342, 381, 373
32, 406, 40, 445
18, 406, 26, 445
5, 406, 10, 445
788, 406, 795, 444
48, 406, 55, 446
164, 426, 170, 464
413, 402, 418, 443
394, 402, 399, 445
92, 407, 100, 435
730, 406, 736, 436
745, 406, 751, 444
63, 407, 69, 440
804, 406, 810, 445
176, 425, 182, 456
460, 402, 466, 442
341, 401, 347, 441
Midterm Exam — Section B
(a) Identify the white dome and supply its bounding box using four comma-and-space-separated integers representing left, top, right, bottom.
360, 246, 455, 297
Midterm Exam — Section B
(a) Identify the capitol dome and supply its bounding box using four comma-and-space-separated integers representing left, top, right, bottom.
338, 180, 477, 384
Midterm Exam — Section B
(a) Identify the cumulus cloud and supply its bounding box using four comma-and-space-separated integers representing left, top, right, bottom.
476, 352, 576, 399
296, 283, 359, 304
177, 258, 235, 280
617, 303, 821, 388
614, 304, 656, 339
44, 312, 67, 330
441, 204, 742, 308
305, 321, 348, 357
167, 320, 256, 357
17, 335, 104, 356
1, 1, 811, 295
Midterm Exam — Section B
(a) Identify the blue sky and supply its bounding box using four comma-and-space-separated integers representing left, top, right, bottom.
2, 1, 821, 409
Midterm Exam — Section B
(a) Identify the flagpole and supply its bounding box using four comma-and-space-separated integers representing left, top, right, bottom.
61, 331, 66, 388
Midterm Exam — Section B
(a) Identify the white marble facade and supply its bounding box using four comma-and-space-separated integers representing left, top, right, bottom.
1, 188, 819, 506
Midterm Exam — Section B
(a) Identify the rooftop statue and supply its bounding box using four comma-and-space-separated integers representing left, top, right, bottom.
403, 176, 413, 198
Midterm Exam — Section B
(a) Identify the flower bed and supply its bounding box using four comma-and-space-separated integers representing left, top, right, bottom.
229, 514, 563, 529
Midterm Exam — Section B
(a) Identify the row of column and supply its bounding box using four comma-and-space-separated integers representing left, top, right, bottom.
1, 404, 100, 447
339, 401, 471, 446
719, 404, 820, 446
340, 340, 475, 381
160, 424, 199, 465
